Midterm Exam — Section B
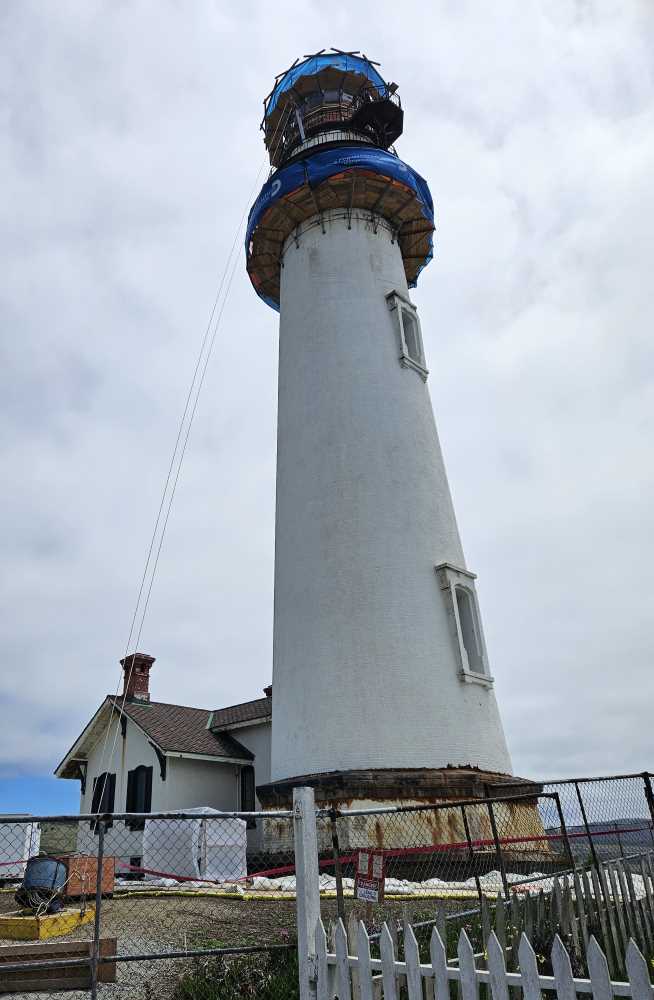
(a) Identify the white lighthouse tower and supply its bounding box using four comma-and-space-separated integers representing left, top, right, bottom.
247, 51, 513, 808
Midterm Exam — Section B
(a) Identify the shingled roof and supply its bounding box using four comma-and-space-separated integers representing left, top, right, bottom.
208, 695, 272, 732
108, 697, 254, 760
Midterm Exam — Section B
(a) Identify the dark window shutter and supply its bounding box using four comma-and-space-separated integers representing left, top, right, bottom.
104, 773, 116, 829
126, 765, 153, 830
126, 768, 136, 813
107, 773, 116, 812
143, 766, 153, 812
241, 766, 256, 828
91, 775, 103, 814
91, 772, 114, 831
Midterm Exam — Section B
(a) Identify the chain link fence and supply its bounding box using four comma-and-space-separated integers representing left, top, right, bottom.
309, 773, 654, 947
504, 772, 654, 868
0, 810, 299, 998
0, 772, 652, 997
313, 791, 571, 933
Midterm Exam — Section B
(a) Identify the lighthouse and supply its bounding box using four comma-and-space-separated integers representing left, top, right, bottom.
247, 51, 514, 809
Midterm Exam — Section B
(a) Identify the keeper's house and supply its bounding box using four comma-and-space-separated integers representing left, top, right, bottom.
54, 653, 271, 855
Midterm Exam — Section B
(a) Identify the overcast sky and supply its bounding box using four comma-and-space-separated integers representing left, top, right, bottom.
1, 0, 653, 812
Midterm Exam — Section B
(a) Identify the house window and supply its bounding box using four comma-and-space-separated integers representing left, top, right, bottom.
240, 766, 256, 829
455, 586, 484, 675
125, 765, 153, 831
90, 772, 115, 831
386, 290, 428, 380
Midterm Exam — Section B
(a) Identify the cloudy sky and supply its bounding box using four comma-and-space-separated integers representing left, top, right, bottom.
1, 0, 653, 813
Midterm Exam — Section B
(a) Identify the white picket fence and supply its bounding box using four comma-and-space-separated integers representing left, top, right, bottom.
314, 919, 654, 1000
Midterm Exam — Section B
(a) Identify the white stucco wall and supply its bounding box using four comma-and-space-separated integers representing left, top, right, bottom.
164, 756, 238, 811
233, 723, 271, 808
272, 209, 512, 781
231, 722, 272, 853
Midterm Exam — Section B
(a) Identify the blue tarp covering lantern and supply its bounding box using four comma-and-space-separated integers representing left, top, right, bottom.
245, 146, 434, 310
265, 53, 387, 118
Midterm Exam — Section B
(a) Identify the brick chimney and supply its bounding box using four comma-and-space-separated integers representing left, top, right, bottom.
120, 653, 155, 702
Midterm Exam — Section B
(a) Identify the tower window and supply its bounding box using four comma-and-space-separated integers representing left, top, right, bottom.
402, 309, 421, 364
386, 290, 428, 380
435, 562, 494, 687
455, 586, 484, 674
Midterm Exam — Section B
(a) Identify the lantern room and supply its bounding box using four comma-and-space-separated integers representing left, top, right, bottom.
262, 49, 404, 168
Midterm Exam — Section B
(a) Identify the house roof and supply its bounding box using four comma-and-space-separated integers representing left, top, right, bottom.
108, 697, 254, 761
55, 694, 257, 779
208, 695, 272, 731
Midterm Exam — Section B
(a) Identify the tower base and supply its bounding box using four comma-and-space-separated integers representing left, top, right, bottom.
256, 768, 551, 865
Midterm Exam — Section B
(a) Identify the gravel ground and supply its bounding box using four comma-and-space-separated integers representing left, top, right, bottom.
0, 891, 299, 999
0, 887, 470, 998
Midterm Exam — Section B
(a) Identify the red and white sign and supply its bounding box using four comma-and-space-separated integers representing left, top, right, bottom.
354, 849, 385, 904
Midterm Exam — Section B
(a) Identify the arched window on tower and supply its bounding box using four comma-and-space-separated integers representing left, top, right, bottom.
455, 586, 484, 675
402, 309, 421, 366
385, 289, 428, 380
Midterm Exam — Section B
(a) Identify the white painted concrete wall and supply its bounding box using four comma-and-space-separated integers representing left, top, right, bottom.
272, 210, 512, 781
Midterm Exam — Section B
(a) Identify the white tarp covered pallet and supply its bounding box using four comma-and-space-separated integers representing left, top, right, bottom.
0, 819, 41, 880
142, 807, 247, 883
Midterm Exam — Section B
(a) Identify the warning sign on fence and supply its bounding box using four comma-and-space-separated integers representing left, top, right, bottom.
354, 849, 385, 904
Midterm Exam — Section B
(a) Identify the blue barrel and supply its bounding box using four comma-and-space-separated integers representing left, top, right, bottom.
23, 856, 67, 894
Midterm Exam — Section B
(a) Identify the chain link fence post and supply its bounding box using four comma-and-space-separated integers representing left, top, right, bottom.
574, 780, 600, 872
460, 804, 483, 907
485, 798, 510, 899
293, 786, 320, 1000
553, 791, 576, 870
329, 809, 346, 923
90, 818, 105, 1000
642, 773, 654, 838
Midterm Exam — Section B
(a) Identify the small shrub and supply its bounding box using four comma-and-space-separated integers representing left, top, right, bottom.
173, 949, 298, 1000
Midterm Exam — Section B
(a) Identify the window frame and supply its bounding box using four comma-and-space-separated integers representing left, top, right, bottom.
435, 562, 494, 687
386, 289, 429, 381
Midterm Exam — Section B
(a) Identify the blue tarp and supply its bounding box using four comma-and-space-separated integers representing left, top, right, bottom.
246, 148, 434, 309
266, 54, 387, 117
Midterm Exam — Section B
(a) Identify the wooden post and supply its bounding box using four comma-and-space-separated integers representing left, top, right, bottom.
294, 786, 321, 1000
348, 910, 361, 1000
